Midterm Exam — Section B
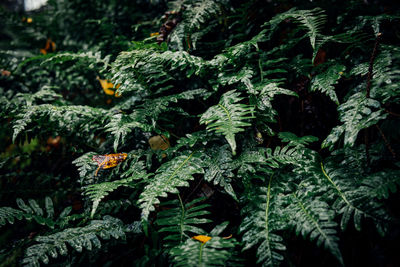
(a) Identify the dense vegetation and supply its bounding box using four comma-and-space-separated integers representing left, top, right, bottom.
1, 0, 400, 266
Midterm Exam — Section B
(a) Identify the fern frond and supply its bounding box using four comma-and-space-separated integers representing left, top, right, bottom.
288, 192, 343, 265
0, 197, 71, 229
138, 152, 204, 220
170, 222, 239, 267
137, 89, 210, 124
200, 90, 254, 155
22, 216, 126, 267
85, 161, 149, 218
112, 49, 207, 95
203, 145, 237, 200
155, 196, 211, 248
105, 113, 152, 152
240, 175, 286, 266
268, 8, 327, 50
0, 207, 24, 226
362, 169, 400, 199
12, 104, 109, 142
252, 83, 298, 134
41, 51, 111, 73
322, 92, 387, 149
278, 132, 319, 147
319, 162, 389, 233
310, 64, 345, 105
72, 152, 98, 184
168, 0, 223, 50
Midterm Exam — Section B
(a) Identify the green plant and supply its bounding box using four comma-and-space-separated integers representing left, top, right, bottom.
1, 0, 400, 266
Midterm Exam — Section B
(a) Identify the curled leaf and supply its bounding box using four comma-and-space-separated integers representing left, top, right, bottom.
192, 235, 212, 243
92, 153, 127, 176
40, 39, 56, 55
97, 77, 121, 96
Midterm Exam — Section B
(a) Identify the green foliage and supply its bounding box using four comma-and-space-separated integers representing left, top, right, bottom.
1, 0, 400, 266
22, 216, 127, 266
155, 196, 211, 248
310, 63, 345, 104
240, 176, 287, 266
85, 160, 149, 217
200, 90, 254, 155
322, 92, 388, 150
268, 7, 327, 51
170, 222, 240, 267
139, 152, 204, 220
287, 192, 343, 265
0, 197, 71, 229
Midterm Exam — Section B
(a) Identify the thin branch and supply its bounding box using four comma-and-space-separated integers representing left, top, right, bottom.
375, 125, 396, 159
366, 33, 382, 98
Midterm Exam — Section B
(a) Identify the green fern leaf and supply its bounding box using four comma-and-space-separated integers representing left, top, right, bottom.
200, 90, 254, 155
310, 64, 345, 105
85, 161, 149, 218
22, 216, 126, 267
138, 152, 204, 220
319, 162, 389, 232
268, 8, 327, 50
204, 145, 237, 200
288, 193, 343, 265
322, 93, 387, 149
170, 222, 239, 267
240, 175, 286, 266
155, 196, 211, 248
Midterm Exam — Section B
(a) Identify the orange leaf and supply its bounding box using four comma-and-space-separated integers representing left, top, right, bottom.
92, 153, 128, 176
97, 77, 121, 96
40, 38, 56, 54
192, 235, 212, 243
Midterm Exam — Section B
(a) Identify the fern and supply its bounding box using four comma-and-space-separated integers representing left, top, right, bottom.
168, 0, 224, 50
41, 51, 111, 73
139, 152, 204, 220
287, 192, 343, 265
72, 152, 98, 184
22, 216, 127, 266
240, 175, 286, 266
362, 169, 400, 199
203, 145, 237, 200
155, 196, 211, 248
319, 162, 389, 233
84, 160, 149, 218
12, 104, 109, 142
200, 90, 254, 155
2, 1, 400, 266
0, 197, 71, 229
170, 222, 239, 267
105, 113, 152, 152
322, 92, 387, 150
268, 8, 327, 51
310, 63, 345, 105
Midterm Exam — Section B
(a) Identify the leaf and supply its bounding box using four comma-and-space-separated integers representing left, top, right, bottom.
139, 153, 204, 220
322, 93, 387, 149
310, 64, 345, 104
200, 90, 254, 155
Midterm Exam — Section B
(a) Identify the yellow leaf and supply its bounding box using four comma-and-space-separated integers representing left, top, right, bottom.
92, 153, 128, 176
192, 235, 212, 243
27, 18, 33, 23
97, 77, 121, 96
150, 32, 159, 37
